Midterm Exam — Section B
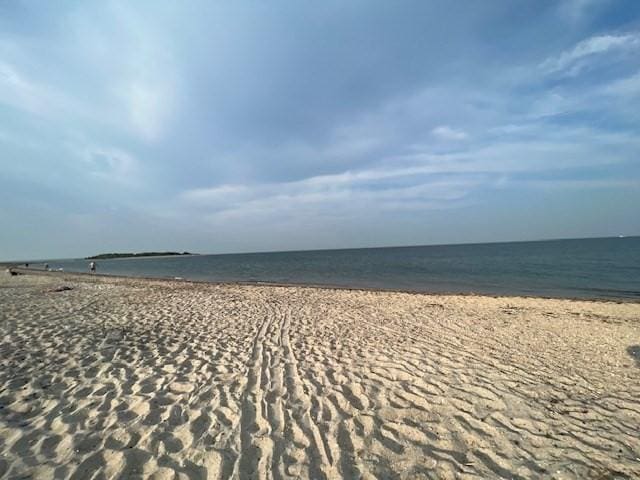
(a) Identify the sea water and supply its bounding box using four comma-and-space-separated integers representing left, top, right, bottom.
40, 237, 640, 300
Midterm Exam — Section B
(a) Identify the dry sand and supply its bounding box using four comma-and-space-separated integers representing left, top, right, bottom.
0, 272, 639, 479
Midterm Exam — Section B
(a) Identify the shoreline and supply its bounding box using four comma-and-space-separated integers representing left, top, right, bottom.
8, 266, 640, 304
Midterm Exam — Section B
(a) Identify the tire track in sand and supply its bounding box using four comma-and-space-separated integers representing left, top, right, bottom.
237, 301, 275, 479
280, 304, 338, 480
236, 297, 337, 479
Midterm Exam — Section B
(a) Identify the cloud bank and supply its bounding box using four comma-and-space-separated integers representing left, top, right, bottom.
1, 1, 639, 259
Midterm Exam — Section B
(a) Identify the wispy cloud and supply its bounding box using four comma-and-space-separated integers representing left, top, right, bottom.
178, 120, 638, 223
0, 60, 70, 116
180, 166, 482, 222
431, 126, 468, 141
604, 70, 640, 97
539, 33, 640, 76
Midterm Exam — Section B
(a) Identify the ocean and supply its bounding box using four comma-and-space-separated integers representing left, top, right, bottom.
36, 237, 640, 300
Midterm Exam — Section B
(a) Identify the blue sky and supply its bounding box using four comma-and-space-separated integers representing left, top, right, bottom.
1, 0, 639, 260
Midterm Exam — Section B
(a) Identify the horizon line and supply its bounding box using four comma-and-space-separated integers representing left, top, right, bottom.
3, 233, 638, 263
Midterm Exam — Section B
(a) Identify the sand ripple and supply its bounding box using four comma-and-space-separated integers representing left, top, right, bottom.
1, 273, 639, 479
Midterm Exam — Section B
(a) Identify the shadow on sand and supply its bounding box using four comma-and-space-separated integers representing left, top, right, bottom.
627, 345, 640, 367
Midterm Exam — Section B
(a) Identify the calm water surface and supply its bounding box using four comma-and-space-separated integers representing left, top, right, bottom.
38, 237, 640, 300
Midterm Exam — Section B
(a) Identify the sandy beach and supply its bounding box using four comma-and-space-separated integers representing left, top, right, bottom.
1, 272, 638, 479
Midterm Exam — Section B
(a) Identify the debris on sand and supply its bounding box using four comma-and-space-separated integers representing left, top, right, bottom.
47, 286, 73, 293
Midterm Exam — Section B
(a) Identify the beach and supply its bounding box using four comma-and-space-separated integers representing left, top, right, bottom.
1, 272, 639, 479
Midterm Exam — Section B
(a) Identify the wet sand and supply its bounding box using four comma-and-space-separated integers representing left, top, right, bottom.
1, 271, 639, 479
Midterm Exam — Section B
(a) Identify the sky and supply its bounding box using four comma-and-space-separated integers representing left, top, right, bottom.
1, 0, 639, 260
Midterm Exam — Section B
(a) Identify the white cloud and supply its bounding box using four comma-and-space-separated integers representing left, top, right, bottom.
177, 116, 639, 224
180, 164, 482, 222
431, 125, 468, 141
0, 2, 181, 143
604, 70, 640, 97
526, 92, 571, 119
540, 33, 640, 76
0, 61, 68, 116
518, 178, 640, 189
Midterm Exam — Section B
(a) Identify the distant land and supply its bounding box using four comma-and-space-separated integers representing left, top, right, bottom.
85, 252, 196, 260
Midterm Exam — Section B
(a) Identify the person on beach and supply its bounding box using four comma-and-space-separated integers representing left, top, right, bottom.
89, 261, 96, 273
44, 263, 49, 271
